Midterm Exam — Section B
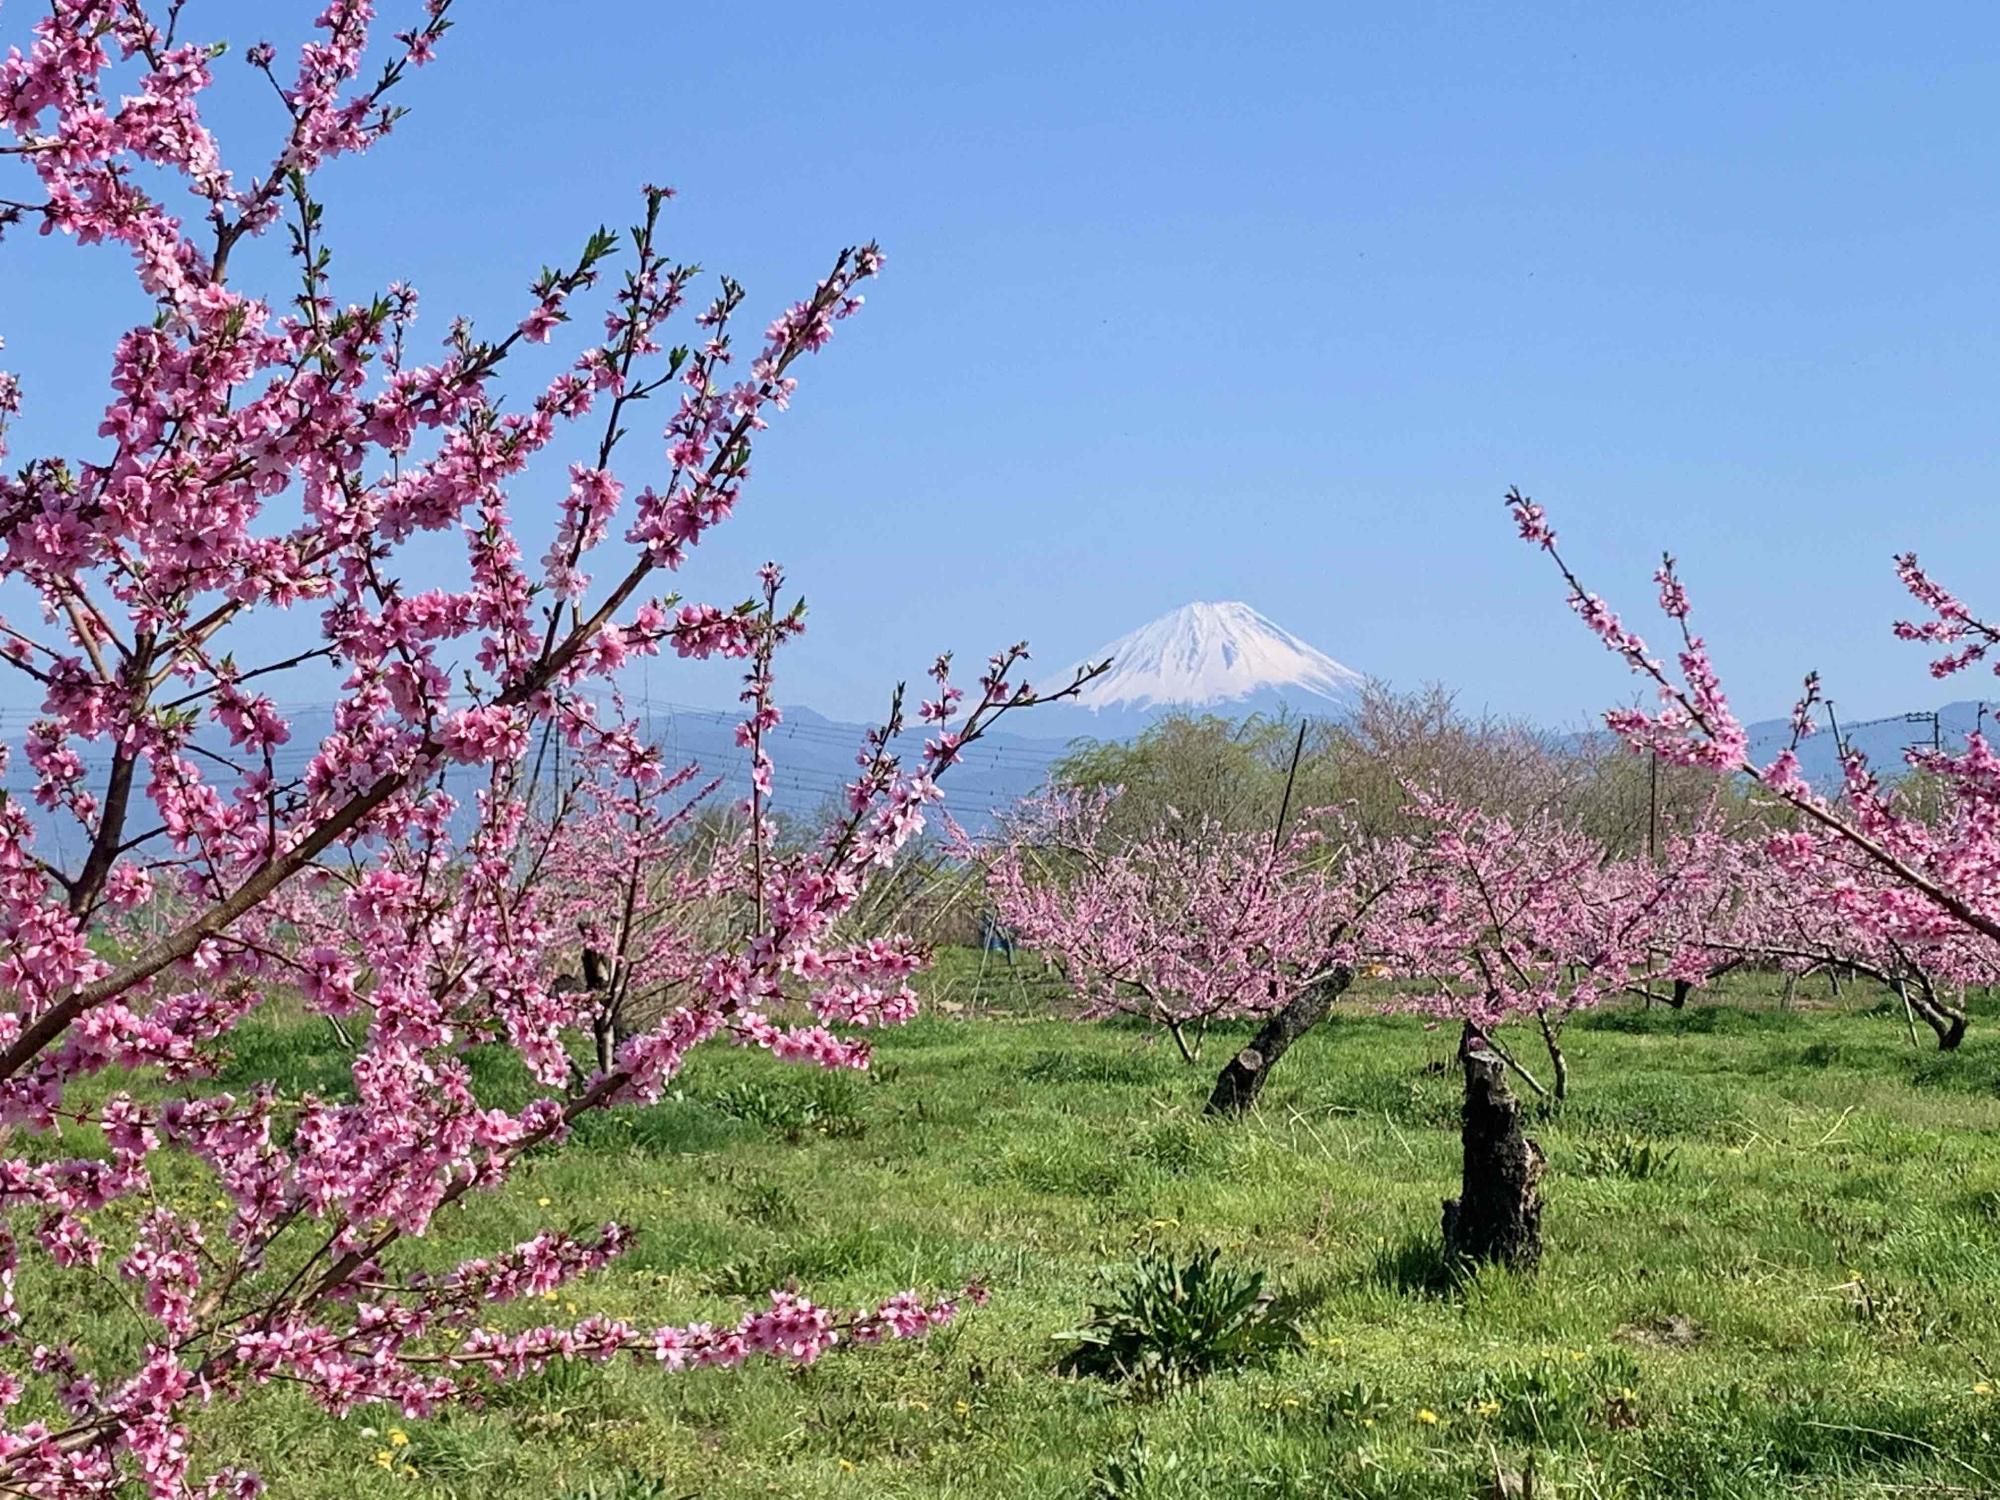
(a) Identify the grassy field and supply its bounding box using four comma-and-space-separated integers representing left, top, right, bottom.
52, 956, 2000, 1497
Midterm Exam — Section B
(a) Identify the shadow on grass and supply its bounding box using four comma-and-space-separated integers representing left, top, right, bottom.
1911, 1044, 2000, 1095
1577, 1001, 1802, 1037
1363, 1228, 1463, 1297
1536, 1075, 1744, 1140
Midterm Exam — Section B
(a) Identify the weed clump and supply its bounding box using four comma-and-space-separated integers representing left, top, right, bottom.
1056, 1246, 1305, 1394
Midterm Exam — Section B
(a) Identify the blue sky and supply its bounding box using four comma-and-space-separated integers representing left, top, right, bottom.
5, 2, 1999, 731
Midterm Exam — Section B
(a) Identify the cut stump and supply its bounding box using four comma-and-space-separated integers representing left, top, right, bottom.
1442, 1047, 1544, 1270
1205, 966, 1353, 1117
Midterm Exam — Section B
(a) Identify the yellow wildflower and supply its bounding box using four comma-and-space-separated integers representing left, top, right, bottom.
1416, 1408, 1439, 1425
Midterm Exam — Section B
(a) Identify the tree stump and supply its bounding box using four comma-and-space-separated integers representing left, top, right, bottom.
1441, 1047, 1544, 1270
1204, 966, 1353, 1117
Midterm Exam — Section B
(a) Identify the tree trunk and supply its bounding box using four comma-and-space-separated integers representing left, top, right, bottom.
592, 1010, 618, 1075
1536, 1014, 1569, 1103
1897, 977, 1967, 1051
1442, 1048, 1545, 1271
583, 945, 618, 1073
1204, 966, 1352, 1117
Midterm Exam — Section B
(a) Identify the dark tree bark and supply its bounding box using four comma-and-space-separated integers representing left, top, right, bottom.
1534, 1014, 1569, 1103
591, 1010, 620, 1075
580, 945, 623, 1074
1668, 956, 1742, 1010
1895, 976, 1967, 1051
1204, 966, 1353, 1117
1442, 1047, 1544, 1271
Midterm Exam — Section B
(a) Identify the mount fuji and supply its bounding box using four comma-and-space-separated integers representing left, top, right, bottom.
0, 603, 1364, 854
1034, 601, 1366, 738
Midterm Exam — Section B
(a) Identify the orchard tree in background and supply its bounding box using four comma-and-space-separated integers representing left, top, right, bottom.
1381, 794, 1705, 1103
1375, 794, 1727, 1270
0, 4, 1099, 1492
1640, 821, 1994, 1046
980, 785, 1412, 1110
1507, 489, 2000, 1045
531, 748, 721, 1077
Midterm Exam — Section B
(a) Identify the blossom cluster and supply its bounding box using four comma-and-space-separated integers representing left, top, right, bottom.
1506, 486, 2000, 984
980, 788, 1422, 1063
0, 5, 1093, 1492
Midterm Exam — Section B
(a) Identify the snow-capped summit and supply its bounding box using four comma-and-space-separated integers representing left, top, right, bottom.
1062, 601, 1364, 717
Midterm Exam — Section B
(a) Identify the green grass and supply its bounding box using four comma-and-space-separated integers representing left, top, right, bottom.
58, 959, 2000, 1496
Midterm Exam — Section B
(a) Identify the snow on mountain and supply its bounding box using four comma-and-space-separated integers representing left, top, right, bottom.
1062, 601, 1364, 715
4, 605, 1362, 857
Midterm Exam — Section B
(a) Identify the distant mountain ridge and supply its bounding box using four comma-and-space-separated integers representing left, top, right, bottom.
628, 599, 1366, 824
17, 600, 1980, 855
4, 600, 1365, 850
1742, 698, 1995, 789
0, 695, 1079, 863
